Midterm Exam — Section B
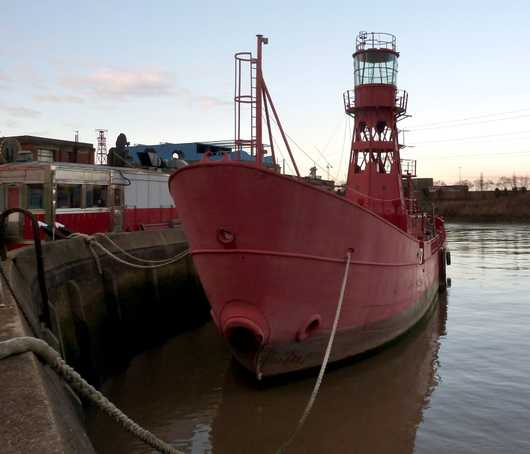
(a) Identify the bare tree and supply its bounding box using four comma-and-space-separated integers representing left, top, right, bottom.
484, 179, 495, 190
460, 179, 474, 190
518, 175, 529, 189
496, 176, 512, 190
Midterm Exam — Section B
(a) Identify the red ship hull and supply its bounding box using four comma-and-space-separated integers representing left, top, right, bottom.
169, 160, 445, 378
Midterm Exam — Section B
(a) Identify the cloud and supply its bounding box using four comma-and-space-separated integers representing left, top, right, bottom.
12, 64, 48, 90
195, 95, 231, 110
33, 94, 85, 104
0, 105, 41, 118
0, 72, 10, 90
56, 66, 230, 111
61, 67, 175, 99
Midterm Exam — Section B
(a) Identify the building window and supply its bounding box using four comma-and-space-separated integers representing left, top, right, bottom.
85, 185, 107, 207
27, 184, 44, 209
37, 149, 53, 162
77, 150, 88, 163
113, 187, 122, 206
57, 184, 81, 208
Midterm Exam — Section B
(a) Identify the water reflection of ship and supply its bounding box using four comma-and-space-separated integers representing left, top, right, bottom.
211, 294, 448, 454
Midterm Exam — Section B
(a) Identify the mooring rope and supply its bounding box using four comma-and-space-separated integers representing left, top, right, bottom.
0, 231, 187, 452
89, 241, 189, 270
0, 336, 184, 454
1, 228, 351, 453
277, 249, 352, 453
94, 233, 185, 264
68, 233, 190, 270
72, 232, 185, 264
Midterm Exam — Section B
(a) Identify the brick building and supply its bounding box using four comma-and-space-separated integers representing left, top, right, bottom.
1, 135, 95, 164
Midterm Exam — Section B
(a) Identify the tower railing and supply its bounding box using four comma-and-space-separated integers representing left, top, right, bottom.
396, 90, 408, 115
343, 89, 408, 115
405, 198, 419, 214
356, 32, 397, 52
401, 158, 417, 177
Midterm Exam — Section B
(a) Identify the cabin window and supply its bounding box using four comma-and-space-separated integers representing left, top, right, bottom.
27, 184, 44, 209
113, 187, 122, 206
57, 184, 81, 208
0, 185, 4, 212
85, 185, 107, 207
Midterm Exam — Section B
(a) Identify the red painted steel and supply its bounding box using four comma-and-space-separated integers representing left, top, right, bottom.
122, 207, 178, 231
7, 187, 19, 209
168, 32, 446, 377
255, 35, 265, 166
263, 82, 299, 176
16, 207, 178, 248
22, 212, 45, 241
53, 208, 177, 234
56, 211, 112, 234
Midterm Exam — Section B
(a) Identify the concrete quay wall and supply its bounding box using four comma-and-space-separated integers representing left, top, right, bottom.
0, 228, 209, 453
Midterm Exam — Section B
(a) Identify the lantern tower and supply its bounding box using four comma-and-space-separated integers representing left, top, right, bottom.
343, 32, 410, 228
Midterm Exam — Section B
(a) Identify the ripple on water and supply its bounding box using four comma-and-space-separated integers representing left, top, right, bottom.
87, 223, 530, 453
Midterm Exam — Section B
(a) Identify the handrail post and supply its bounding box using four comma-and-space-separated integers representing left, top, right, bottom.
0, 208, 51, 328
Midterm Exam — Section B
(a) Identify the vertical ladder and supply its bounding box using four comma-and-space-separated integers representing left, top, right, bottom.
234, 51, 258, 160
250, 59, 257, 156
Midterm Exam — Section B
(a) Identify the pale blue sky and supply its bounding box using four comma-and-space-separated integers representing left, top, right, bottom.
2, 0, 530, 183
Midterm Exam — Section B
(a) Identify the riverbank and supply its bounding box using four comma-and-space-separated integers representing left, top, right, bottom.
426, 190, 530, 222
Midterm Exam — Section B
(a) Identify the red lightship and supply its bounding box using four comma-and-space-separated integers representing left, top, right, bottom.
169, 32, 447, 378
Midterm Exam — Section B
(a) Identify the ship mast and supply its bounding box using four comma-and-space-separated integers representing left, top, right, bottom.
234, 35, 299, 176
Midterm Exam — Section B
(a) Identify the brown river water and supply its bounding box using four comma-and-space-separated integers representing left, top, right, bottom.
87, 223, 530, 453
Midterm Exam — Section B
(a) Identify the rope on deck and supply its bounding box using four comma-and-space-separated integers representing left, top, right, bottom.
0, 336, 185, 454
68, 233, 190, 270
277, 249, 353, 453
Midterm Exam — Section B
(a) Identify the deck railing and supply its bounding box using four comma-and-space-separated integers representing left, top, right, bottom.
401, 159, 417, 177
343, 89, 408, 114
356, 32, 397, 52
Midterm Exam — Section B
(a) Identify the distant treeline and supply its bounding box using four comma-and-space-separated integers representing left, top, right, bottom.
434, 175, 529, 191
421, 190, 530, 222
